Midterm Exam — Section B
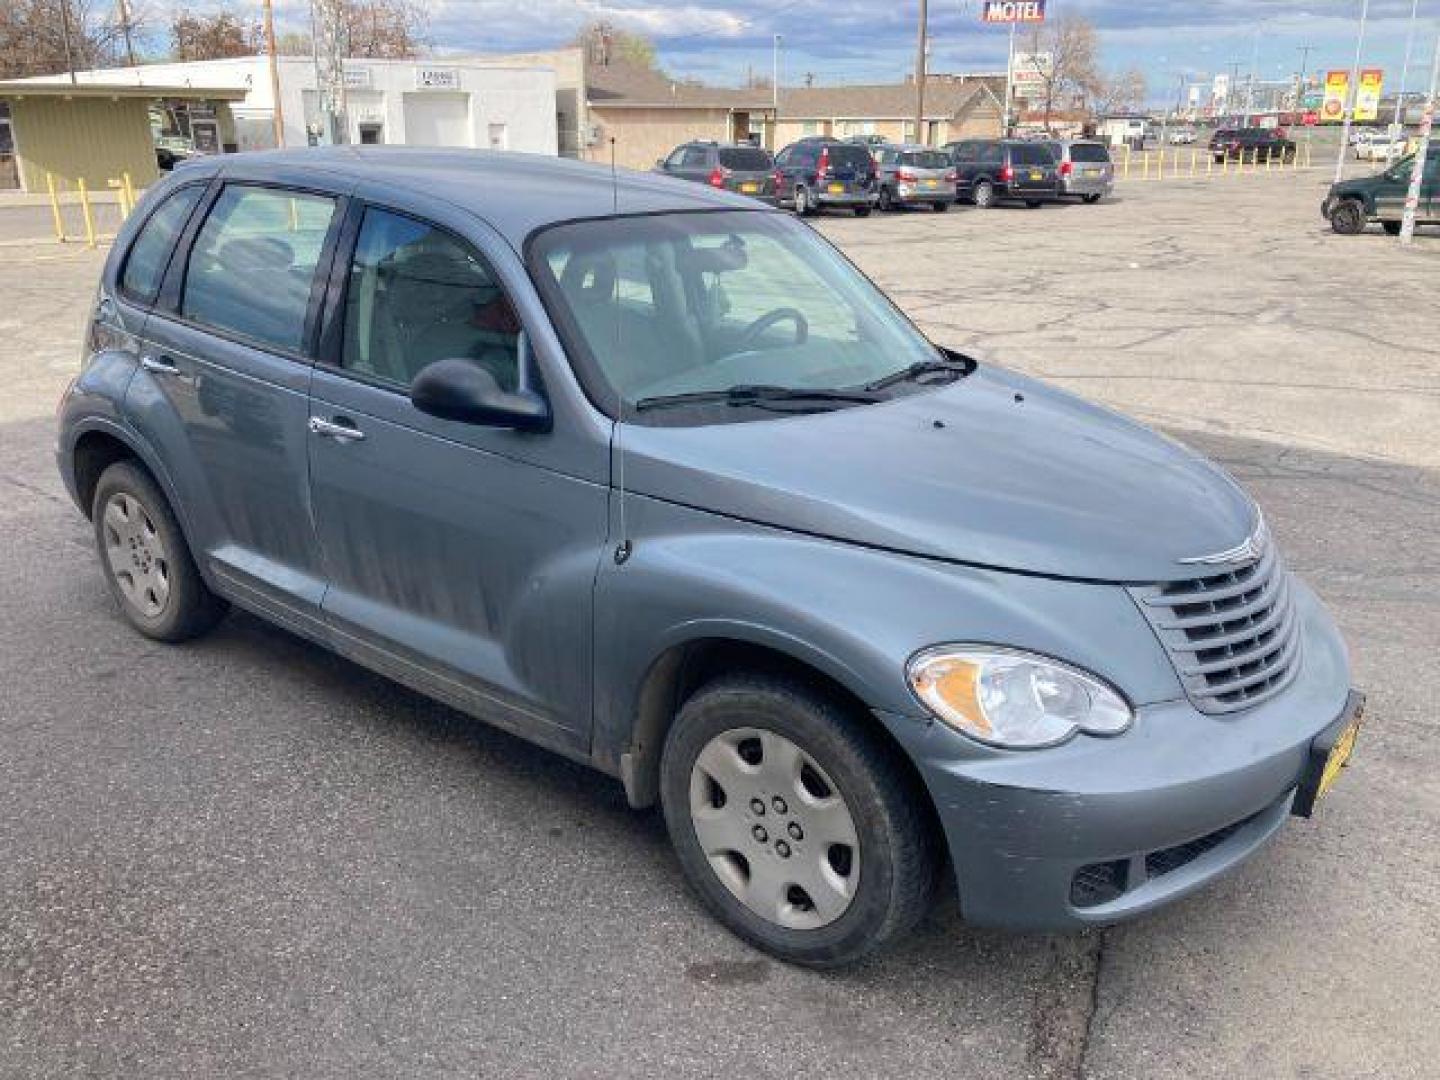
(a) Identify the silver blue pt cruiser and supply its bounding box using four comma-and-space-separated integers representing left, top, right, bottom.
57, 148, 1363, 966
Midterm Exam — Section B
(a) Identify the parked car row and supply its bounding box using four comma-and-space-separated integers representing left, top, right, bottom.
654, 137, 1115, 215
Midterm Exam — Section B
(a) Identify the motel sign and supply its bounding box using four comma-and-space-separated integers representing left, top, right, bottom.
981, 0, 1048, 23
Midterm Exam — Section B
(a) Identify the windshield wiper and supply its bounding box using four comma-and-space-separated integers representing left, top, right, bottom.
864, 355, 973, 392
633, 384, 882, 412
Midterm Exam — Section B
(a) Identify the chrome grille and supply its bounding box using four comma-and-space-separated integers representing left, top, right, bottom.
1128, 539, 1301, 714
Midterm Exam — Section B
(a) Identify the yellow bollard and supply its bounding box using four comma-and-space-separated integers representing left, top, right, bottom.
1157, 147, 1164, 181
122, 172, 135, 218
77, 177, 96, 248
45, 172, 67, 242
1122, 144, 1131, 180
1305, 142, 1313, 168
1143, 151, 1150, 180
1191, 148, 1198, 177
1221, 151, 1228, 176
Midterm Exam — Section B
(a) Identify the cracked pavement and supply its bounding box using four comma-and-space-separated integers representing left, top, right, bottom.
2, 172, 1436, 1078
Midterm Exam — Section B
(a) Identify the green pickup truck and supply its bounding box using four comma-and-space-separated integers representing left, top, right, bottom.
1323, 146, 1439, 235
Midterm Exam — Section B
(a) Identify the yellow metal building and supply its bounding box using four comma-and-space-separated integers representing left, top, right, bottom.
0, 82, 245, 194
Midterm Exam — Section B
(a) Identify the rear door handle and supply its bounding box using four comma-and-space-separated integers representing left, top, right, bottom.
308, 416, 366, 442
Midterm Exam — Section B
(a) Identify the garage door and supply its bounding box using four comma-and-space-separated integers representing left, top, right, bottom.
402, 93, 471, 147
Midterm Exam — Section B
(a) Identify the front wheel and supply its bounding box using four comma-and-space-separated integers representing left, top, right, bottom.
932, 200, 950, 212
660, 674, 939, 967
853, 205, 872, 218
1329, 199, 1366, 235
1082, 193, 1102, 204
1382, 220, 1402, 236
1025, 200, 1043, 209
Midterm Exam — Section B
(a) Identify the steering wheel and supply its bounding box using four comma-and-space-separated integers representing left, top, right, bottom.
736, 307, 809, 352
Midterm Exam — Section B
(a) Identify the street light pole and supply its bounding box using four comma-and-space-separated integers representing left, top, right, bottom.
772, 33, 781, 150
1392, 0, 1420, 134
1003, 21, 1017, 137
1333, 0, 1371, 186
914, 0, 928, 144
1399, 30, 1438, 246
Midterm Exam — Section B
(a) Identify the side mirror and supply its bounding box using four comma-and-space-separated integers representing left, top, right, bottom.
410, 358, 550, 432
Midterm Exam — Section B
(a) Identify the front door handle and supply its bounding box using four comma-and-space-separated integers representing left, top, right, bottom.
308, 416, 366, 442
141, 354, 181, 376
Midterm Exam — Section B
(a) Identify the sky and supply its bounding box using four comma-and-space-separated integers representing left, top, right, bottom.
180, 1, 1439, 103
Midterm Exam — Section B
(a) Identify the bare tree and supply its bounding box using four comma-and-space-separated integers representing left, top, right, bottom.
0, 0, 136, 79
573, 20, 660, 71
1018, 13, 1101, 130
345, 0, 426, 59
1094, 68, 1148, 117
170, 10, 257, 62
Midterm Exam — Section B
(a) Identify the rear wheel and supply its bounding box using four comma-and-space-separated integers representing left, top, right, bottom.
853, 205, 872, 218
1082, 193, 1102, 204
1382, 220, 1402, 236
878, 186, 895, 211
932, 200, 950, 212
92, 461, 227, 642
972, 180, 995, 209
1026, 200, 1043, 209
1329, 199, 1366, 235
794, 186, 815, 216
660, 674, 939, 967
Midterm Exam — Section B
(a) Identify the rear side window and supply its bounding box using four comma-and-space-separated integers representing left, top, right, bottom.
1069, 143, 1109, 163
980, 143, 1004, 164
342, 208, 520, 391
718, 147, 771, 170
680, 146, 710, 167
903, 151, 951, 169
181, 186, 337, 353
120, 184, 204, 303
951, 143, 979, 163
828, 145, 874, 168
1012, 144, 1052, 166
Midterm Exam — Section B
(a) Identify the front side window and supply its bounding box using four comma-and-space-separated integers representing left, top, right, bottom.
531, 211, 942, 419
121, 183, 205, 302
342, 208, 520, 391
181, 185, 337, 352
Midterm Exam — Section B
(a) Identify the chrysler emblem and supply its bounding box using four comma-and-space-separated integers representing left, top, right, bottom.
1179, 518, 1268, 567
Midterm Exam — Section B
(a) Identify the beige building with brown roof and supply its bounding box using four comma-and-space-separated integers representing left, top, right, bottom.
583, 65, 1007, 171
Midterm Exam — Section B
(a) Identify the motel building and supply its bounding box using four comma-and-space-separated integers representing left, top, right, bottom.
14, 56, 559, 157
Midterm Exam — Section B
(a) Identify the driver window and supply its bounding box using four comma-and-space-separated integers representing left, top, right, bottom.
341, 208, 521, 391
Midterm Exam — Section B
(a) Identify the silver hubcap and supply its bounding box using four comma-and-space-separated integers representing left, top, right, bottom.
688, 727, 860, 931
101, 492, 170, 617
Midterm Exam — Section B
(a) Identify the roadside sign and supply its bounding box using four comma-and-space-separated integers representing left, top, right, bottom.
1012, 52, 1053, 86
1302, 110, 1319, 126
981, 1, 1046, 24
1322, 70, 1349, 122
1355, 68, 1383, 122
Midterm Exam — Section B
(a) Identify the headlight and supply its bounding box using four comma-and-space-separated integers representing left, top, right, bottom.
906, 647, 1133, 749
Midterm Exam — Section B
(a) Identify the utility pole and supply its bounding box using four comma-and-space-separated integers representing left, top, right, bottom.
1399, 29, 1438, 246
914, 0, 928, 144
1245, 25, 1263, 123
312, 0, 348, 145
1334, 0, 1371, 186
1226, 61, 1243, 118
1003, 22, 1017, 137
115, 0, 136, 66
57, 0, 78, 84
1392, 0, 1420, 134
263, 0, 286, 147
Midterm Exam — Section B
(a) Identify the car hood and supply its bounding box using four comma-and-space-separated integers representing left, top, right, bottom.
620, 365, 1257, 583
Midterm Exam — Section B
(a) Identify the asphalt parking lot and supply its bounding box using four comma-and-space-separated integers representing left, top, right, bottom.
2, 169, 1436, 1079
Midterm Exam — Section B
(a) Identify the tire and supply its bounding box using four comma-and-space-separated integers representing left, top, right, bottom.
660, 673, 940, 967
852, 205, 871, 218
91, 461, 227, 642
1329, 199, 1366, 236
1026, 200, 1043, 209
794, 186, 815, 216
932, 200, 950, 212
1082, 193, 1102, 204
1382, 220, 1402, 236
972, 180, 995, 209
878, 186, 894, 211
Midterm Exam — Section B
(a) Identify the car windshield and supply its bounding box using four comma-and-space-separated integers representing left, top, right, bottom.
530, 210, 943, 417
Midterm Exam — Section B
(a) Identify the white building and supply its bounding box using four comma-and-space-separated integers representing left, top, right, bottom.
24, 56, 558, 155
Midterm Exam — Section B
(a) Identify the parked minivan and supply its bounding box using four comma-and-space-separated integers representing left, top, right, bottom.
772, 137, 877, 216
945, 139, 1060, 207
654, 141, 777, 203
872, 144, 957, 211
59, 149, 1361, 967
1043, 140, 1114, 203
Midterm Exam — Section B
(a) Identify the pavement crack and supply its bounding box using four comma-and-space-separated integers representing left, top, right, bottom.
1026, 930, 1105, 1080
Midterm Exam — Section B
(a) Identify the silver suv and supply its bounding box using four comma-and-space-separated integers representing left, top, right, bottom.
57, 148, 1362, 967
1045, 140, 1115, 203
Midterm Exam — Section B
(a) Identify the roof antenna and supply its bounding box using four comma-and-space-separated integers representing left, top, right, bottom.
609, 136, 632, 566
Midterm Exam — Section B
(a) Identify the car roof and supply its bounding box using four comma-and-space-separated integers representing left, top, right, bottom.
184, 146, 767, 249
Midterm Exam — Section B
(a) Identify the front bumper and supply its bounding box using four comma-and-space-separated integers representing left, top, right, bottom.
876, 580, 1355, 931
